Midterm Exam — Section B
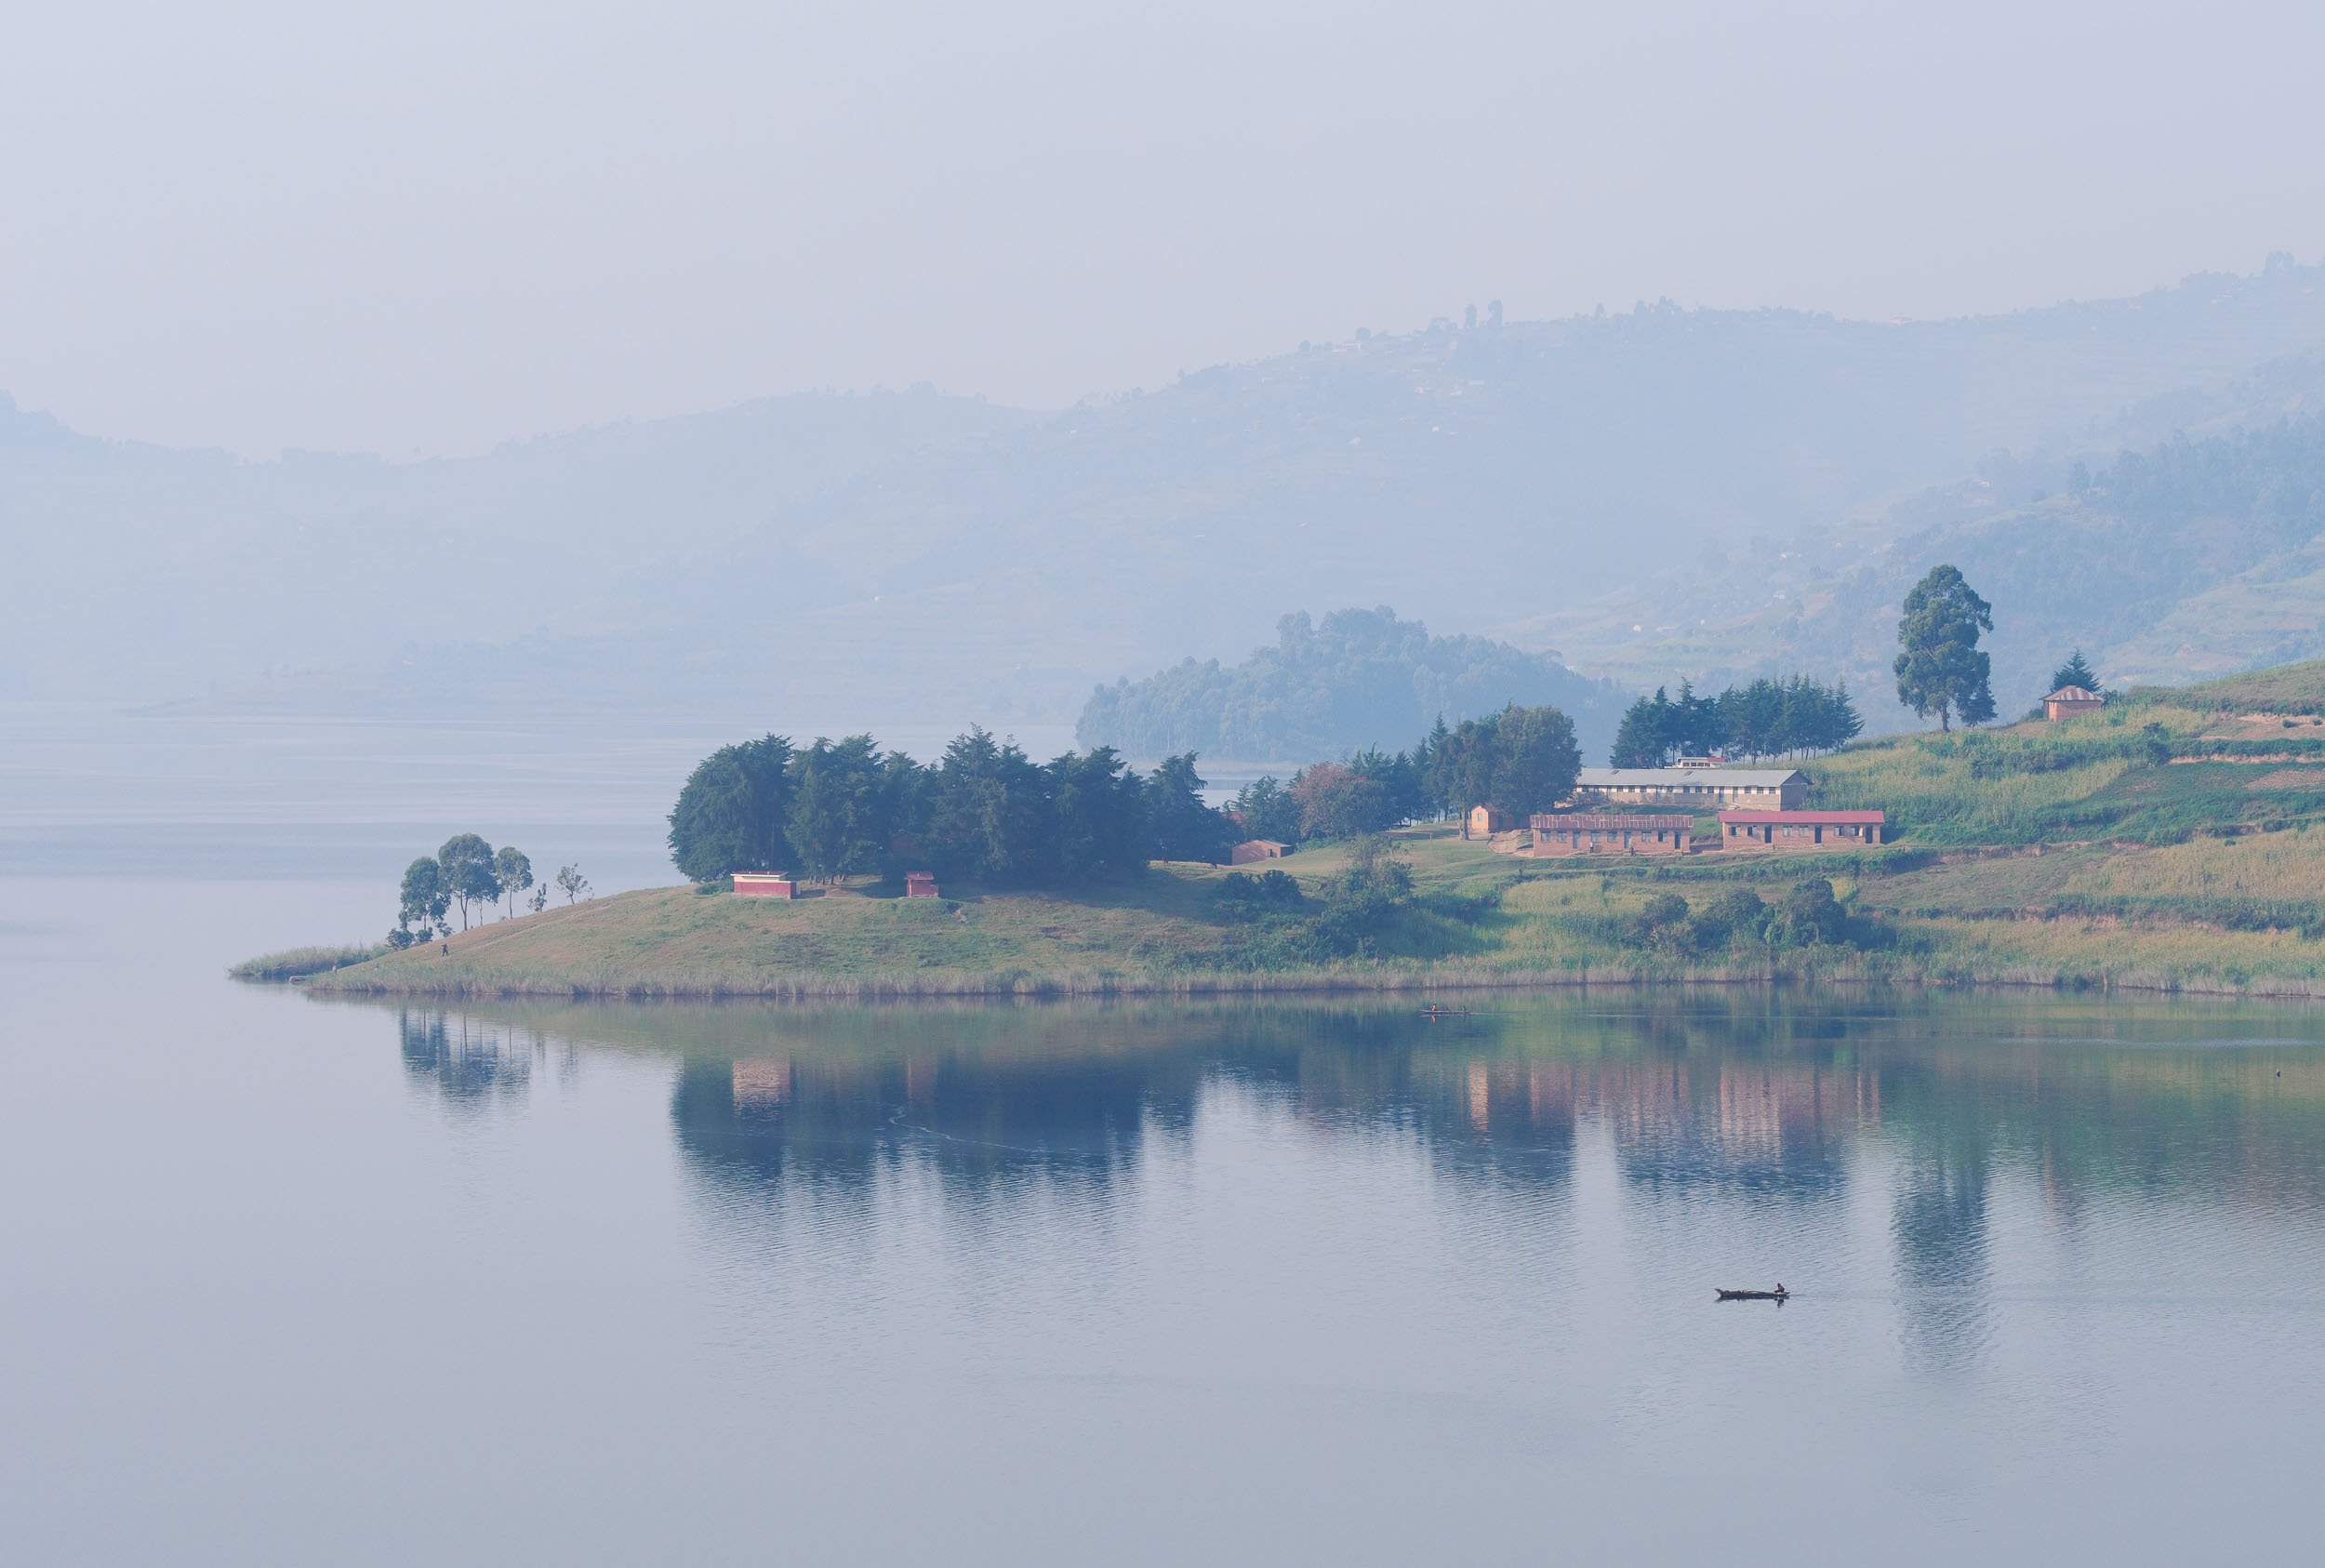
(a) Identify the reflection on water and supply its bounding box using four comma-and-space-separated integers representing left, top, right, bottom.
310, 988, 2325, 1561
365, 989, 2325, 1386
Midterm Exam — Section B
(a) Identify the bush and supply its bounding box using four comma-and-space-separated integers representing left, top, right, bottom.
1769, 879, 1848, 947
1691, 887, 1769, 947
1213, 869, 1305, 919
1620, 891, 1694, 952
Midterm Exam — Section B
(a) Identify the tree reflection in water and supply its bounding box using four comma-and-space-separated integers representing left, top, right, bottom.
396, 1007, 546, 1110
376, 991, 2325, 1374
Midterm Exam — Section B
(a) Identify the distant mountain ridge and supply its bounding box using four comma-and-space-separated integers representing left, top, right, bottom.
18, 258, 2325, 724
0, 388, 1042, 699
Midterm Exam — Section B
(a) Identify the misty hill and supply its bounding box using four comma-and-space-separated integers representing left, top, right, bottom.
651, 261, 2325, 716
1535, 406, 2325, 728
0, 388, 1040, 700
20, 258, 2325, 724
1075, 607, 1621, 764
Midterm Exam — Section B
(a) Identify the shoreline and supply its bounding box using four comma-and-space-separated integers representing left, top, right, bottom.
296, 958, 2325, 1004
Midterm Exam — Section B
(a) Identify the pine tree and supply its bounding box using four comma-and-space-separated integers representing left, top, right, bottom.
2048, 650, 2099, 694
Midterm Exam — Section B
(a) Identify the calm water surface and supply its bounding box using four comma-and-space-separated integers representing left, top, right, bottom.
5, 715, 2322, 1563
7, 875, 2324, 1564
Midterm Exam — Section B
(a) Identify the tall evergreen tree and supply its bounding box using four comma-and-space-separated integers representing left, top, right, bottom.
1229, 776, 1303, 844
2048, 649, 2099, 693
784, 736, 894, 882
1144, 752, 1236, 863
668, 734, 795, 883
1611, 687, 1674, 766
1415, 714, 1455, 816
1043, 748, 1149, 884
920, 727, 1047, 884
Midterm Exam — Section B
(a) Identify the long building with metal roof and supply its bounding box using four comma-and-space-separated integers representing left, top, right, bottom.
1570, 766, 1806, 811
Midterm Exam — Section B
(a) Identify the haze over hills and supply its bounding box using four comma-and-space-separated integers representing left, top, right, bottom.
1536, 349, 2325, 728
0, 388, 1041, 700
16, 256, 2325, 739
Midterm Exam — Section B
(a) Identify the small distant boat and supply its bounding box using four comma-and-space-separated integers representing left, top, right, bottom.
1419, 1004, 1473, 1018
1714, 1285, 1790, 1302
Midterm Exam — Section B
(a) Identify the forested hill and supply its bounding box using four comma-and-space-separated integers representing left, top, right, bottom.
1537, 407, 2325, 729
1076, 607, 1621, 764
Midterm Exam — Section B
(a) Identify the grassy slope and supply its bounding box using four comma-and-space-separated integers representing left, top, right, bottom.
308, 837, 1607, 1000
303, 660, 2325, 1000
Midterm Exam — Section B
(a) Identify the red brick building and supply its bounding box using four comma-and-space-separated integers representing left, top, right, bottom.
1717, 809, 1885, 850
1230, 839, 1291, 865
905, 871, 941, 897
1530, 813, 1694, 857
731, 873, 796, 898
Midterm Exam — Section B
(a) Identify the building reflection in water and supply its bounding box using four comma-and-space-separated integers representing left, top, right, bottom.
376, 991, 2325, 1372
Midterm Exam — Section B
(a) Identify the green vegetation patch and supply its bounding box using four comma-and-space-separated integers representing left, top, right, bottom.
231, 944, 388, 982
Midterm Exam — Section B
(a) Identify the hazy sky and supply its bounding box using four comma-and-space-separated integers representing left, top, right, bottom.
7, 0, 2325, 458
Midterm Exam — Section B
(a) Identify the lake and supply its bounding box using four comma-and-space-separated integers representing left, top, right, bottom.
5, 712, 2323, 1563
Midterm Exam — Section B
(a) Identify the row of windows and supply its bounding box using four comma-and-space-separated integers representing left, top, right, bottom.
1542, 830, 1686, 844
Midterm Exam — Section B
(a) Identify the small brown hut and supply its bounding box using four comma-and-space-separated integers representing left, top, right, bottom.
2043, 684, 2105, 722
1467, 804, 1512, 839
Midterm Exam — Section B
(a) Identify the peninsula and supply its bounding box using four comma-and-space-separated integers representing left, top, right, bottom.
281, 660, 2325, 1002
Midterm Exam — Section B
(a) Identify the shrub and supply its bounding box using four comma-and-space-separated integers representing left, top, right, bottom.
1769, 879, 1848, 947
1213, 869, 1305, 919
1692, 887, 1770, 947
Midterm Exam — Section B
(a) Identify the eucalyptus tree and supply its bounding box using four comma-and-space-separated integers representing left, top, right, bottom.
1894, 565, 1997, 732
436, 833, 499, 930
492, 846, 534, 918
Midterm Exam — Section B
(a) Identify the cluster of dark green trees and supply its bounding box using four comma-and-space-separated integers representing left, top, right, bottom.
667, 730, 1236, 887
393, 836, 591, 946
1624, 879, 1861, 954
1610, 676, 1863, 766
1611, 564, 2089, 751
672, 704, 1588, 887
1227, 702, 1584, 844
